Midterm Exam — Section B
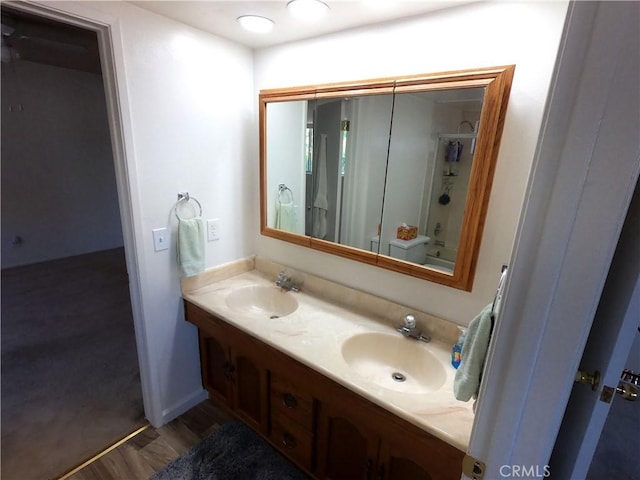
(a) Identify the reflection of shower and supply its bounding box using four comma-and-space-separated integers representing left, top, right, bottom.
421, 131, 478, 251
458, 120, 478, 154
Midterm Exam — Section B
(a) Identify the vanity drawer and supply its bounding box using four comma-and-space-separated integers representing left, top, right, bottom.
270, 411, 314, 472
270, 373, 314, 431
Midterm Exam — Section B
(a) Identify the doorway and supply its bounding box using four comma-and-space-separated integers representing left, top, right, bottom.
587, 335, 640, 479
1, 7, 145, 479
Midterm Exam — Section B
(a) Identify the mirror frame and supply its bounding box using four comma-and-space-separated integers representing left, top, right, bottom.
259, 65, 515, 291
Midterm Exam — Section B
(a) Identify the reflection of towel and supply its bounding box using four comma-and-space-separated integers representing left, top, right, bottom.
446, 140, 463, 162
177, 218, 204, 277
454, 304, 493, 402
276, 201, 296, 232
312, 134, 328, 238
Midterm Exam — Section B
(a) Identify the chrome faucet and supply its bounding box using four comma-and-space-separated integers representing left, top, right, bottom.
275, 271, 300, 292
397, 314, 431, 343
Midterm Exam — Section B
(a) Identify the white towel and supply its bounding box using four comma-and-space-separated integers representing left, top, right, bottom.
177, 217, 204, 277
312, 134, 328, 238
276, 201, 296, 232
454, 303, 493, 402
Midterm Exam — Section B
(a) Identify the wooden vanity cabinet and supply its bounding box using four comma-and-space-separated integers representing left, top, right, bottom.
198, 329, 232, 407
316, 402, 379, 479
185, 300, 463, 480
187, 301, 268, 434
315, 390, 462, 480
269, 372, 316, 471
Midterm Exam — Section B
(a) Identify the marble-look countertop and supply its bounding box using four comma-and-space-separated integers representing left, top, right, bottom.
182, 256, 474, 452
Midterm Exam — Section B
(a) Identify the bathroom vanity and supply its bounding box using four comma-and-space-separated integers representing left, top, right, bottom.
182, 257, 474, 479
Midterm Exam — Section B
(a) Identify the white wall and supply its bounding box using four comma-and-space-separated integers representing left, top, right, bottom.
1, 60, 122, 268
254, 1, 570, 325
112, 4, 255, 422
36, 1, 255, 425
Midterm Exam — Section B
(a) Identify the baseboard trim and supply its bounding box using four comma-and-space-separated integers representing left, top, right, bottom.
159, 388, 209, 426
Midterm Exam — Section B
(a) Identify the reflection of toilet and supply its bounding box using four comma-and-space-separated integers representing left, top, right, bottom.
389, 235, 431, 263
370, 235, 380, 253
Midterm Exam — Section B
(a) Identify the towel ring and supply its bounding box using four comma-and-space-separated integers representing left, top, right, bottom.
491, 265, 508, 315
277, 184, 294, 204
174, 192, 203, 220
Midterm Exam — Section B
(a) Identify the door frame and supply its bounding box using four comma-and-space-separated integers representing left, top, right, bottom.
468, 1, 640, 477
7, 1, 160, 424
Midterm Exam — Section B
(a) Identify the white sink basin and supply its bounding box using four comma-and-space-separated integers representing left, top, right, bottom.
225, 285, 298, 318
341, 332, 446, 393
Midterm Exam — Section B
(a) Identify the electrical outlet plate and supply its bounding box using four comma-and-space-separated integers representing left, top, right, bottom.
207, 219, 220, 241
152, 228, 169, 251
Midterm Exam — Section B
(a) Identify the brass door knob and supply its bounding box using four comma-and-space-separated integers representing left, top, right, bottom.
616, 382, 639, 401
575, 369, 600, 391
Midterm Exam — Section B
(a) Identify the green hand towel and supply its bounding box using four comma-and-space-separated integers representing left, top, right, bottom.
177, 218, 204, 277
454, 304, 493, 402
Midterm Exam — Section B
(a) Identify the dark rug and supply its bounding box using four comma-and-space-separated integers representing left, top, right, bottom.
151, 422, 309, 480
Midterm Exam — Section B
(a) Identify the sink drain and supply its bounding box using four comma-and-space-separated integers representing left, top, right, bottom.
391, 372, 406, 382
269, 315, 280, 319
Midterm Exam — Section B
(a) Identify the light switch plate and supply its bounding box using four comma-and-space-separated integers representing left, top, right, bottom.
152, 228, 169, 251
207, 219, 220, 241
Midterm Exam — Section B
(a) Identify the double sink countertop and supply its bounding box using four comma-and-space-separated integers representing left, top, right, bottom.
181, 256, 474, 452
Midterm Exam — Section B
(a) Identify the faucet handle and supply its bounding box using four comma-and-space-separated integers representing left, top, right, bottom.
403, 314, 416, 329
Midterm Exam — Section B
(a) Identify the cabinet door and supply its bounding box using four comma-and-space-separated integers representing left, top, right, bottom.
378, 434, 463, 480
378, 442, 433, 480
199, 330, 232, 406
316, 402, 379, 480
230, 347, 268, 433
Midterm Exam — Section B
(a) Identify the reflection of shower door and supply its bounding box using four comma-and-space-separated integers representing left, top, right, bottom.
422, 133, 475, 258
313, 100, 342, 242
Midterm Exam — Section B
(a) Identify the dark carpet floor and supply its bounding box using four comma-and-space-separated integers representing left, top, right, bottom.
1, 248, 145, 480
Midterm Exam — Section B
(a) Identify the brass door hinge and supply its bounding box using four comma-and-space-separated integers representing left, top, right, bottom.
462, 454, 485, 480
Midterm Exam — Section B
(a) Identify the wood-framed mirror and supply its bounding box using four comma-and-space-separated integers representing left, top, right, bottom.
259, 65, 515, 291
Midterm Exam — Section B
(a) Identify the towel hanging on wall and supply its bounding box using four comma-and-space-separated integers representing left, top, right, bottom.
174, 193, 205, 277
453, 303, 493, 403
276, 184, 296, 232
454, 266, 508, 404
177, 218, 204, 277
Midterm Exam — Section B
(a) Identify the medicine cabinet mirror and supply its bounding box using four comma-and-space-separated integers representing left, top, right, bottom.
259, 66, 514, 291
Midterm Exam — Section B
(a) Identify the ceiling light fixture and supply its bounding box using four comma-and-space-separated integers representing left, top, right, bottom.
237, 15, 274, 34
287, 0, 330, 22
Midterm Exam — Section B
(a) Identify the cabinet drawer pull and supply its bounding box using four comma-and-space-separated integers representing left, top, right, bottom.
282, 392, 298, 409
282, 432, 297, 448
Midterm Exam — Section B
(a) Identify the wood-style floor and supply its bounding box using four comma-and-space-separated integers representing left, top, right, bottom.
63, 399, 232, 480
